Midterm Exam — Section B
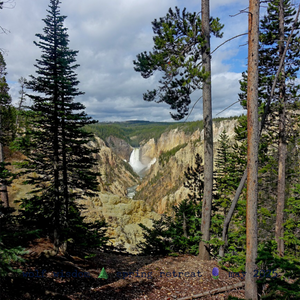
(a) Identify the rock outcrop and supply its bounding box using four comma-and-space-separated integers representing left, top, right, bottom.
105, 135, 133, 161
89, 136, 139, 197
78, 192, 160, 254
134, 119, 238, 214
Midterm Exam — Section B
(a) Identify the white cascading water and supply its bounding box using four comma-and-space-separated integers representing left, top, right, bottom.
128, 148, 156, 198
129, 148, 147, 175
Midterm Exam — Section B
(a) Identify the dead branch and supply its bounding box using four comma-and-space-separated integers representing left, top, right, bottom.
216, 100, 240, 116
184, 96, 202, 122
230, 8, 250, 17
178, 281, 245, 300
211, 33, 248, 55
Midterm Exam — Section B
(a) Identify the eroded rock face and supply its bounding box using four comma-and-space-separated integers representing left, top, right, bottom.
78, 192, 160, 254
89, 136, 139, 197
105, 136, 133, 161
134, 119, 238, 214
140, 128, 200, 162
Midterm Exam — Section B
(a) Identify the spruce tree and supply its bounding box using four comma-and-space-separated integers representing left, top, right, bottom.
0, 52, 12, 207
23, 0, 99, 252
239, 0, 300, 256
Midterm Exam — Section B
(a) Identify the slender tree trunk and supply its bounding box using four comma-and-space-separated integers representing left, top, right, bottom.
199, 0, 213, 261
218, 3, 300, 258
0, 113, 9, 207
61, 95, 69, 254
53, 17, 61, 253
16, 77, 26, 131
219, 169, 247, 257
275, 0, 286, 257
245, 0, 259, 298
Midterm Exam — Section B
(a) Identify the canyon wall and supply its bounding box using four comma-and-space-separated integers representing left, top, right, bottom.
7, 118, 238, 254
88, 136, 139, 197
135, 119, 238, 214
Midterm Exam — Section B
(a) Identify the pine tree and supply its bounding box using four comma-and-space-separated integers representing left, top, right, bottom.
239, 0, 300, 257
0, 52, 12, 207
134, 6, 223, 260
22, 0, 99, 252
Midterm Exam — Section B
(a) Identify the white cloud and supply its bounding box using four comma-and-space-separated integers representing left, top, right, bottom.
2, 0, 249, 122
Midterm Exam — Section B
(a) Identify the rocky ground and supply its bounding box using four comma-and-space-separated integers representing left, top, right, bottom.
0, 239, 245, 300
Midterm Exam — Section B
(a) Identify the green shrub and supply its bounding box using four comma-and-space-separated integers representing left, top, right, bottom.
137, 198, 202, 255
256, 241, 300, 299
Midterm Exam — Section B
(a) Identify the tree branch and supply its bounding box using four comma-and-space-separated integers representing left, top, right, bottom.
178, 281, 245, 300
211, 33, 248, 55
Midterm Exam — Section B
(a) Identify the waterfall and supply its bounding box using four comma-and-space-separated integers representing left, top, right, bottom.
129, 148, 147, 175
128, 148, 157, 198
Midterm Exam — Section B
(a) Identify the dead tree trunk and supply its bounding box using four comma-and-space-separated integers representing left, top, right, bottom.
199, 0, 213, 261
275, 0, 286, 257
245, 0, 259, 298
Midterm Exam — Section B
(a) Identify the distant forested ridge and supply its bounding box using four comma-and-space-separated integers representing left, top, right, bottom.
84, 117, 238, 147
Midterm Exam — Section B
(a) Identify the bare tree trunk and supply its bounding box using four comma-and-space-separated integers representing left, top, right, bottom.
199, 0, 213, 261
0, 113, 9, 207
53, 18, 61, 253
218, 3, 300, 259
245, 0, 259, 298
219, 169, 247, 257
16, 77, 26, 131
275, 0, 286, 257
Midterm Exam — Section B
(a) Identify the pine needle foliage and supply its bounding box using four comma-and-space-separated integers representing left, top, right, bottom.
133, 7, 223, 120
18, 0, 102, 250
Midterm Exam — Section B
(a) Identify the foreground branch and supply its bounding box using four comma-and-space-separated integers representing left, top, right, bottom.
178, 281, 245, 300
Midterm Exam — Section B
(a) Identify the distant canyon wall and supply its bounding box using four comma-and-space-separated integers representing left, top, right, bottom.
134, 119, 238, 214
7, 119, 238, 254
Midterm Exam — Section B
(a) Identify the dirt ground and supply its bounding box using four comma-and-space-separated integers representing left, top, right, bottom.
0, 238, 245, 300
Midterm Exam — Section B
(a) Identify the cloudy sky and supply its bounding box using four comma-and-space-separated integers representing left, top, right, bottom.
1, 0, 252, 122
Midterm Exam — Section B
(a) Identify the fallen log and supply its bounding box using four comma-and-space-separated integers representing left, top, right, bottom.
178, 281, 245, 300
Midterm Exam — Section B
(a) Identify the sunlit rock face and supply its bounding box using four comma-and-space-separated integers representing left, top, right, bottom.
78, 192, 160, 254
135, 119, 238, 214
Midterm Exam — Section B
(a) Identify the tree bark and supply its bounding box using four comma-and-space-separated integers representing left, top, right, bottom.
0, 113, 9, 207
199, 0, 213, 261
53, 12, 61, 253
218, 2, 300, 259
245, 0, 259, 298
275, 0, 286, 257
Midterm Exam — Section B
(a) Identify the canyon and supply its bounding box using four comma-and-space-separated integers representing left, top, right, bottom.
8, 118, 238, 254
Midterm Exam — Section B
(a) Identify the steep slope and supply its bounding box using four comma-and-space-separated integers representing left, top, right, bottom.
89, 136, 139, 197
134, 119, 238, 213
6, 118, 238, 254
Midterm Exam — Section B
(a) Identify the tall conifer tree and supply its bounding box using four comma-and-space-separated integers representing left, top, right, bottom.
0, 52, 12, 207
239, 0, 300, 257
24, 0, 98, 251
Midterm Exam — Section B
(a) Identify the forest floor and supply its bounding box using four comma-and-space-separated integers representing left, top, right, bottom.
0, 238, 246, 300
